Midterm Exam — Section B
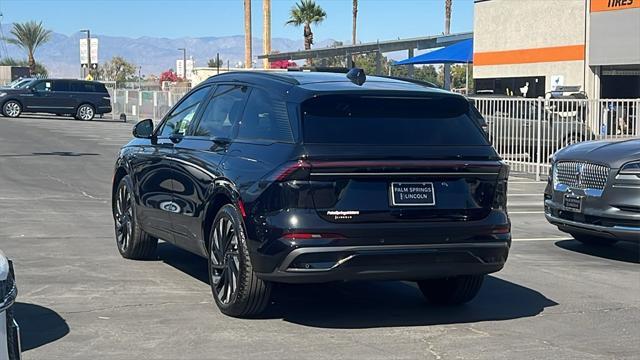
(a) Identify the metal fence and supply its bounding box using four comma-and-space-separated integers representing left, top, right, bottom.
471, 97, 639, 180
108, 89, 188, 122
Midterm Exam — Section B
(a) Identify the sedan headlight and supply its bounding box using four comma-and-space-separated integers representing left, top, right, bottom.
0, 92, 7, 97
619, 161, 640, 175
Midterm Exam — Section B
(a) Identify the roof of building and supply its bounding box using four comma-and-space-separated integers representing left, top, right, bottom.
257, 32, 473, 61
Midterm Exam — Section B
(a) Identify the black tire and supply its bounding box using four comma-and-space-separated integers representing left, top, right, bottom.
572, 233, 618, 246
112, 175, 158, 260
2, 100, 22, 118
76, 104, 95, 121
208, 204, 271, 317
417, 275, 484, 306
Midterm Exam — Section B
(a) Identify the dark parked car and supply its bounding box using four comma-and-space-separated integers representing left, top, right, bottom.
0, 79, 111, 120
112, 70, 511, 317
545, 138, 640, 245
475, 95, 594, 161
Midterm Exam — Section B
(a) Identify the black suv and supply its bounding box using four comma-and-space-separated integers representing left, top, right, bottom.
112, 70, 511, 317
0, 79, 112, 120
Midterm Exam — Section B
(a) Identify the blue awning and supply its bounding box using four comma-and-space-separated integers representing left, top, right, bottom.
395, 39, 473, 65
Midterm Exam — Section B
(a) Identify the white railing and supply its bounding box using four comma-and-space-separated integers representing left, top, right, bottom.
471, 97, 639, 180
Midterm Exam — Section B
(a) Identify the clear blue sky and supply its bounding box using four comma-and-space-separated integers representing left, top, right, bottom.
0, 0, 474, 43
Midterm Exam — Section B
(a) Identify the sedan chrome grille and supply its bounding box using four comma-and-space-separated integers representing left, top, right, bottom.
555, 161, 610, 190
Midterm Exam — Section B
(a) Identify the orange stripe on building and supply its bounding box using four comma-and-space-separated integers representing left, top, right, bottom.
474, 45, 585, 66
591, 0, 640, 12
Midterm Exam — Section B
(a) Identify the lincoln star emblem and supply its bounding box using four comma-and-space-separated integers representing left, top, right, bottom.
576, 163, 584, 186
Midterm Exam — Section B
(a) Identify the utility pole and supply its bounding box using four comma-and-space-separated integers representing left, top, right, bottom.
80, 29, 91, 79
263, 0, 271, 69
178, 48, 186, 80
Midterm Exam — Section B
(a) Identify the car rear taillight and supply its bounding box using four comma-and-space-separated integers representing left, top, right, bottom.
493, 163, 510, 210
491, 225, 511, 234
270, 160, 311, 181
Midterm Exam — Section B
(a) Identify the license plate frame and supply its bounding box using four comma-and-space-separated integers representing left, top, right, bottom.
563, 193, 583, 212
390, 182, 436, 207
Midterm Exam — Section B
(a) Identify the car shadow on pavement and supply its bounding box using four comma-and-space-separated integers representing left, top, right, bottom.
0, 151, 100, 158
156, 243, 557, 329
156, 242, 209, 284
13, 302, 69, 351
555, 240, 640, 264
20, 114, 125, 124
266, 277, 558, 329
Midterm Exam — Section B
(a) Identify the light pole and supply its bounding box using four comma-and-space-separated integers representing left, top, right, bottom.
80, 29, 91, 79
177, 48, 186, 81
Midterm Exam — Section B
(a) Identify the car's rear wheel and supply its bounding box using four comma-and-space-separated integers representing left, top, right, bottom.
113, 175, 158, 259
417, 275, 484, 305
571, 233, 618, 246
208, 204, 271, 317
76, 104, 95, 120
2, 100, 22, 118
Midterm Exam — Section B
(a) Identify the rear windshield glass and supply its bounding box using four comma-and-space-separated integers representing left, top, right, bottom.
302, 95, 489, 145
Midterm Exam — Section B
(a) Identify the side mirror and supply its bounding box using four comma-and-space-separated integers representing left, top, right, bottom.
133, 118, 154, 139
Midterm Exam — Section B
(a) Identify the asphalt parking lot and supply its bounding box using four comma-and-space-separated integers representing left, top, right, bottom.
0, 115, 638, 360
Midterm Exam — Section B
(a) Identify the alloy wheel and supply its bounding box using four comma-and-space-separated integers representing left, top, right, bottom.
114, 184, 133, 252
78, 105, 94, 120
4, 102, 20, 117
210, 216, 240, 305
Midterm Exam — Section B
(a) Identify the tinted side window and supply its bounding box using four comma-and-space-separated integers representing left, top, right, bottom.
70, 81, 99, 93
194, 85, 248, 138
52, 80, 69, 92
33, 81, 52, 91
237, 88, 293, 142
159, 86, 211, 137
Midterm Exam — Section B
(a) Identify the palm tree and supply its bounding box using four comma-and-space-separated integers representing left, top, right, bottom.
286, 0, 327, 64
244, 0, 252, 68
444, 0, 452, 35
352, 0, 358, 45
263, 0, 271, 69
443, 0, 452, 89
6, 21, 52, 75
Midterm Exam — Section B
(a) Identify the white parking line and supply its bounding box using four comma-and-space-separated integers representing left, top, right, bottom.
513, 237, 573, 242
509, 181, 545, 184
508, 194, 542, 196
509, 211, 545, 214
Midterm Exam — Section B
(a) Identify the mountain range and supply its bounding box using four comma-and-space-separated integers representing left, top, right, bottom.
0, 25, 337, 77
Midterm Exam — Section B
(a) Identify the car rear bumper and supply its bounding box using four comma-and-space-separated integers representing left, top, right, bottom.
256, 241, 509, 283
97, 105, 112, 114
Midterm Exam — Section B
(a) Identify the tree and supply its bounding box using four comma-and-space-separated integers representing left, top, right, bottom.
159, 70, 180, 83
270, 60, 297, 69
5, 21, 52, 75
207, 58, 224, 68
450, 64, 473, 91
443, 0, 453, 89
244, 0, 252, 68
0, 57, 48, 77
445, 0, 452, 35
99, 56, 137, 84
263, 0, 271, 69
352, 0, 358, 45
286, 0, 327, 64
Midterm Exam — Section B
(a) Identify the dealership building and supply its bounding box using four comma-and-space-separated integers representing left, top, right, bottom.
473, 0, 640, 99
